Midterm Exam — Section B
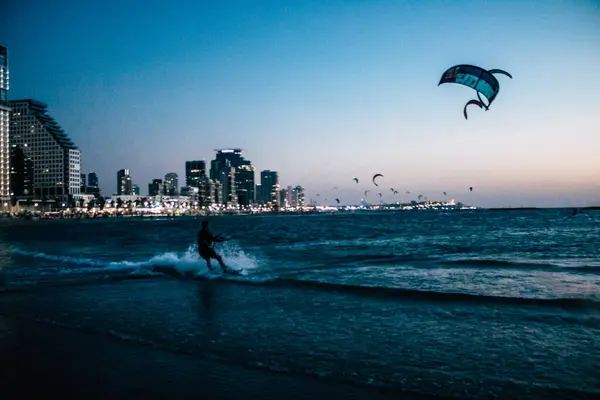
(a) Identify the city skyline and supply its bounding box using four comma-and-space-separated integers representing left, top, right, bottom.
129, 148, 286, 205
115, 161, 307, 209
2, 0, 599, 207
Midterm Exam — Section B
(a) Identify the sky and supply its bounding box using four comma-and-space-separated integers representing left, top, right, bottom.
1, 0, 599, 207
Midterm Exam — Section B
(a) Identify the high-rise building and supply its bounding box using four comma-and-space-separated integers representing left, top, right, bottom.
286, 185, 293, 206
236, 163, 255, 206
80, 173, 86, 193
213, 180, 223, 205
210, 149, 255, 206
279, 188, 289, 208
133, 184, 140, 195
9, 99, 81, 201
148, 178, 163, 196
260, 170, 279, 205
219, 163, 237, 206
164, 172, 178, 196
9, 144, 33, 197
0, 45, 10, 203
87, 172, 98, 188
86, 172, 100, 196
117, 168, 133, 195
211, 157, 234, 205
196, 175, 213, 206
255, 184, 262, 204
292, 185, 305, 206
185, 160, 206, 188
209, 159, 220, 181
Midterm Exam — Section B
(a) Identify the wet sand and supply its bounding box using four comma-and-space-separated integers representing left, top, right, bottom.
0, 316, 415, 400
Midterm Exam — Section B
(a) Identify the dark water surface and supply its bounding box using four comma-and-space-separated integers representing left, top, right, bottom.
1, 209, 599, 398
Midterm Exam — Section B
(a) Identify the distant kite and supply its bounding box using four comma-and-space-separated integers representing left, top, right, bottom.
439, 64, 512, 119
335, 198, 340, 204
353, 178, 359, 183
372, 174, 383, 186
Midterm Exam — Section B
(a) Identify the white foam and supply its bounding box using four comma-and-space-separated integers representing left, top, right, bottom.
13, 248, 107, 268
12, 242, 260, 279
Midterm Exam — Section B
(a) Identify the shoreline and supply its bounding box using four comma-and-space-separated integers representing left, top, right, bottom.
0, 206, 597, 222
0, 315, 417, 400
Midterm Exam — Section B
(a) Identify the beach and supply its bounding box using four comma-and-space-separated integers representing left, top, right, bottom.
1, 314, 406, 399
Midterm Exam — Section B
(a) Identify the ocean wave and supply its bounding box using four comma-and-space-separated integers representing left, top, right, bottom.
10, 244, 260, 280
252, 279, 600, 309
7, 247, 600, 309
336, 253, 435, 265
439, 258, 600, 272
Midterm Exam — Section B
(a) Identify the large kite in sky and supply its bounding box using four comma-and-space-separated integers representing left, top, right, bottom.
438, 64, 512, 119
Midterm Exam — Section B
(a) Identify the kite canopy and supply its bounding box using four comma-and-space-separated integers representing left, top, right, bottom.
372, 174, 383, 186
353, 178, 359, 183
439, 64, 512, 119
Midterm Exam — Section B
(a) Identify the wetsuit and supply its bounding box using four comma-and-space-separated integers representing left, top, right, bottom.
197, 228, 220, 260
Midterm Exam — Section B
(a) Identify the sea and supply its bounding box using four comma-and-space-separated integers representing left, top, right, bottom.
1, 209, 599, 399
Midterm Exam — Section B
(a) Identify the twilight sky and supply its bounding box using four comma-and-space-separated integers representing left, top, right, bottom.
2, 0, 599, 207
